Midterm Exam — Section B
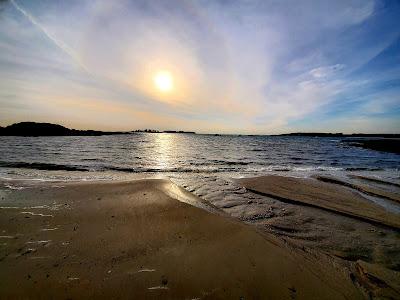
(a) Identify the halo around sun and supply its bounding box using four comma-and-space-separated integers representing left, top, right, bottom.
153, 70, 173, 92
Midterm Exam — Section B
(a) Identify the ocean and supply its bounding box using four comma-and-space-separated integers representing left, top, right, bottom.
1, 133, 399, 212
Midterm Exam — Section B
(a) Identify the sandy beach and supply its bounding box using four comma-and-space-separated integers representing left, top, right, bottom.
0, 179, 369, 299
1, 0, 400, 297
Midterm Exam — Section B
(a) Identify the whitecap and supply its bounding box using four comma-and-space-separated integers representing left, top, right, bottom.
21, 212, 53, 217
148, 286, 169, 290
137, 269, 156, 273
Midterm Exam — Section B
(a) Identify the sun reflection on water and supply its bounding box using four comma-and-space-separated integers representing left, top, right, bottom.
153, 133, 176, 170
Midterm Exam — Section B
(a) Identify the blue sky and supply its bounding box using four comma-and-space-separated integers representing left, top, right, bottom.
0, 0, 399, 133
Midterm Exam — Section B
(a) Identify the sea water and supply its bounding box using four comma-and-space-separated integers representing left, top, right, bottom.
0, 133, 399, 212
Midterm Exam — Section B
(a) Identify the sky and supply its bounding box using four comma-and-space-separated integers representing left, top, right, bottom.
0, 0, 399, 134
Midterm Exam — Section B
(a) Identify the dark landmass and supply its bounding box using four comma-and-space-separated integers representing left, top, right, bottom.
0, 122, 130, 136
0, 123, 198, 136
279, 132, 400, 138
277, 133, 400, 154
279, 132, 344, 137
342, 138, 400, 154
0, 123, 395, 140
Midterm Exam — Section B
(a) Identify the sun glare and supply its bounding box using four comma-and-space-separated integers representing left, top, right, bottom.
153, 71, 173, 92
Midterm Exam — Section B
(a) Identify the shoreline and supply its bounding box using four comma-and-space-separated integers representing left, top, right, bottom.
0, 176, 399, 298
0, 178, 365, 299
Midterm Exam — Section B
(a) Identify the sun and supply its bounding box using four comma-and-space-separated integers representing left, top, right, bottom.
153, 70, 173, 92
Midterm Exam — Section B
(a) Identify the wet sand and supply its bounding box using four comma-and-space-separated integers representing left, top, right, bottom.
314, 175, 400, 204
349, 174, 400, 188
238, 175, 400, 230
236, 175, 400, 298
0, 179, 365, 299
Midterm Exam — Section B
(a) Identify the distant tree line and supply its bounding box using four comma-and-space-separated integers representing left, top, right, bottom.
0, 122, 197, 136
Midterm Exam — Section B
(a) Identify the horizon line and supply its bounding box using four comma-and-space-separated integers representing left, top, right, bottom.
0, 121, 399, 136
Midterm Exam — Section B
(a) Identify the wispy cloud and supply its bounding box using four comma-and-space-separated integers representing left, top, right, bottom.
9, 0, 90, 73
0, 0, 399, 133
309, 64, 345, 79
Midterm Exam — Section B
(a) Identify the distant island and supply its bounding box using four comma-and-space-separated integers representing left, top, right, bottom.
278, 132, 400, 154
0, 122, 197, 136
278, 132, 400, 138
0, 122, 129, 136
342, 138, 400, 154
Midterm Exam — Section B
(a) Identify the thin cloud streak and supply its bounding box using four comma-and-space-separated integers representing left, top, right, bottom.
10, 0, 90, 74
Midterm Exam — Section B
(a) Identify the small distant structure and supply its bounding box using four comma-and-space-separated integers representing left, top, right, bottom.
163, 130, 196, 134
134, 129, 161, 133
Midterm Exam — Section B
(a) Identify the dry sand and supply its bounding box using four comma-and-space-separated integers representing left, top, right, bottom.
0, 179, 365, 299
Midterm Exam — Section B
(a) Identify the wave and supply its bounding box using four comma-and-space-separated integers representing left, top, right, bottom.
0, 161, 235, 173
345, 167, 384, 171
0, 161, 88, 172
106, 166, 233, 173
0, 160, 388, 174
80, 158, 101, 161
186, 160, 250, 166
289, 157, 303, 161
209, 160, 250, 166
